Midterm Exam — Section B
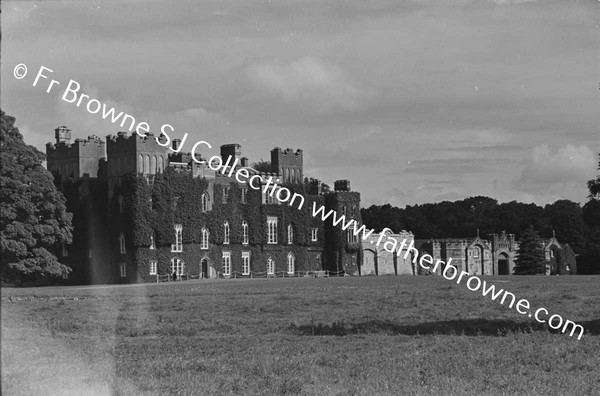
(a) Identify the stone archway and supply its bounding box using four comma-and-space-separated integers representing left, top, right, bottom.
498, 252, 509, 275
362, 249, 377, 276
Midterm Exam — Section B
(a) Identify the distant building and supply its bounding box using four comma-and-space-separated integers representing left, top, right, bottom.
46, 127, 362, 284
413, 231, 575, 276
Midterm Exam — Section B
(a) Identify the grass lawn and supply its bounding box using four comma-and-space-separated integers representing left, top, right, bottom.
2, 275, 600, 395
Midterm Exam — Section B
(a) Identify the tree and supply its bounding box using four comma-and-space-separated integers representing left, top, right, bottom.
514, 226, 546, 275
0, 110, 73, 284
587, 153, 600, 199
251, 159, 272, 173
543, 200, 585, 254
581, 155, 600, 273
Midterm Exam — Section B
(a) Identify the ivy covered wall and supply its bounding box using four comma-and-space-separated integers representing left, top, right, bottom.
105, 168, 344, 283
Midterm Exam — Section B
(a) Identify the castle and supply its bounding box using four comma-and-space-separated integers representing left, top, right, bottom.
47, 126, 575, 284
46, 127, 362, 284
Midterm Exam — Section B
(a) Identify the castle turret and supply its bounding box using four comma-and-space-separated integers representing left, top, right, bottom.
55, 126, 71, 145
221, 144, 242, 165
271, 147, 303, 184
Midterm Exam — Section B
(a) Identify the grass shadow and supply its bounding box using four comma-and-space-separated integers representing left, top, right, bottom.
289, 319, 600, 337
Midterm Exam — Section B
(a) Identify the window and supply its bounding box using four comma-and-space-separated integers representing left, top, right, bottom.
287, 253, 295, 275
265, 193, 275, 205
242, 252, 250, 275
347, 230, 358, 244
241, 188, 247, 204
171, 257, 184, 276
120, 263, 127, 278
222, 252, 231, 275
311, 228, 318, 242
473, 249, 479, 258
201, 193, 209, 212
550, 250, 554, 258
222, 187, 229, 203
172, 224, 183, 252
288, 224, 293, 244
267, 257, 275, 275
223, 222, 230, 244
201, 227, 209, 250
119, 233, 126, 254
267, 216, 278, 244
242, 221, 249, 245
150, 260, 157, 275
149, 233, 155, 249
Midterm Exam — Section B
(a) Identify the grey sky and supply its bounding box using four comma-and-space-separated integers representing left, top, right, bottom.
2, 0, 598, 207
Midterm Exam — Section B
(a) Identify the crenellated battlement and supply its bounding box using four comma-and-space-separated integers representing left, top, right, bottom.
46, 131, 106, 179
271, 147, 303, 183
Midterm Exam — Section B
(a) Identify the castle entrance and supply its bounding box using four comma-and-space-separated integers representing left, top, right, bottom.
201, 258, 209, 279
498, 253, 509, 275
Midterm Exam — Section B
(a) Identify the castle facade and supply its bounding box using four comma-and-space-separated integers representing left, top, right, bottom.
46, 127, 362, 284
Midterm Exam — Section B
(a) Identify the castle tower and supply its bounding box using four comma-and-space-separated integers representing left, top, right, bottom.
323, 180, 361, 275
271, 147, 303, 184
46, 126, 105, 180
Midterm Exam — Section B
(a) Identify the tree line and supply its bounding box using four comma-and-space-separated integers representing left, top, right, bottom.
361, 159, 600, 274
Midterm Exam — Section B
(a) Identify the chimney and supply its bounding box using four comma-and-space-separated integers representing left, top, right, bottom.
173, 139, 181, 151
240, 157, 249, 167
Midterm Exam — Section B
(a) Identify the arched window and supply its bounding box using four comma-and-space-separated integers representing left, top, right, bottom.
151, 155, 157, 174
267, 257, 275, 275
119, 233, 126, 254
171, 257, 184, 276
172, 224, 182, 252
159, 156, 165, 173
201, 193, 209, 213
138, 154, 144, 173
149, 233, 155, 249
287, 253, 295, 275
242, 221, 249, 245
201, 228, 209, 250
144, 155, 150, 174
287, 224, 293, 244
267, 216, 277, 244
223, 222, 230, 244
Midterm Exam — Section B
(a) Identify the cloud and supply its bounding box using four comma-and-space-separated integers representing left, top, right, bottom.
246, 56, 368, 113
512, 144, 597, 203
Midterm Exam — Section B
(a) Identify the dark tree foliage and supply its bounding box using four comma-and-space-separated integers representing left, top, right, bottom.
0, 110, 73, 284
556, 245, 577, 275
251, 159, 272, 173
587, 154, 600, 199
580, 155, 600, 273
542, 200, 585, 254
361, 196, 552, 240
514, 226, 546, 275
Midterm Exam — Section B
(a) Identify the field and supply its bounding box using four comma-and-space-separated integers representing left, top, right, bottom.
2, 275, 600, 396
